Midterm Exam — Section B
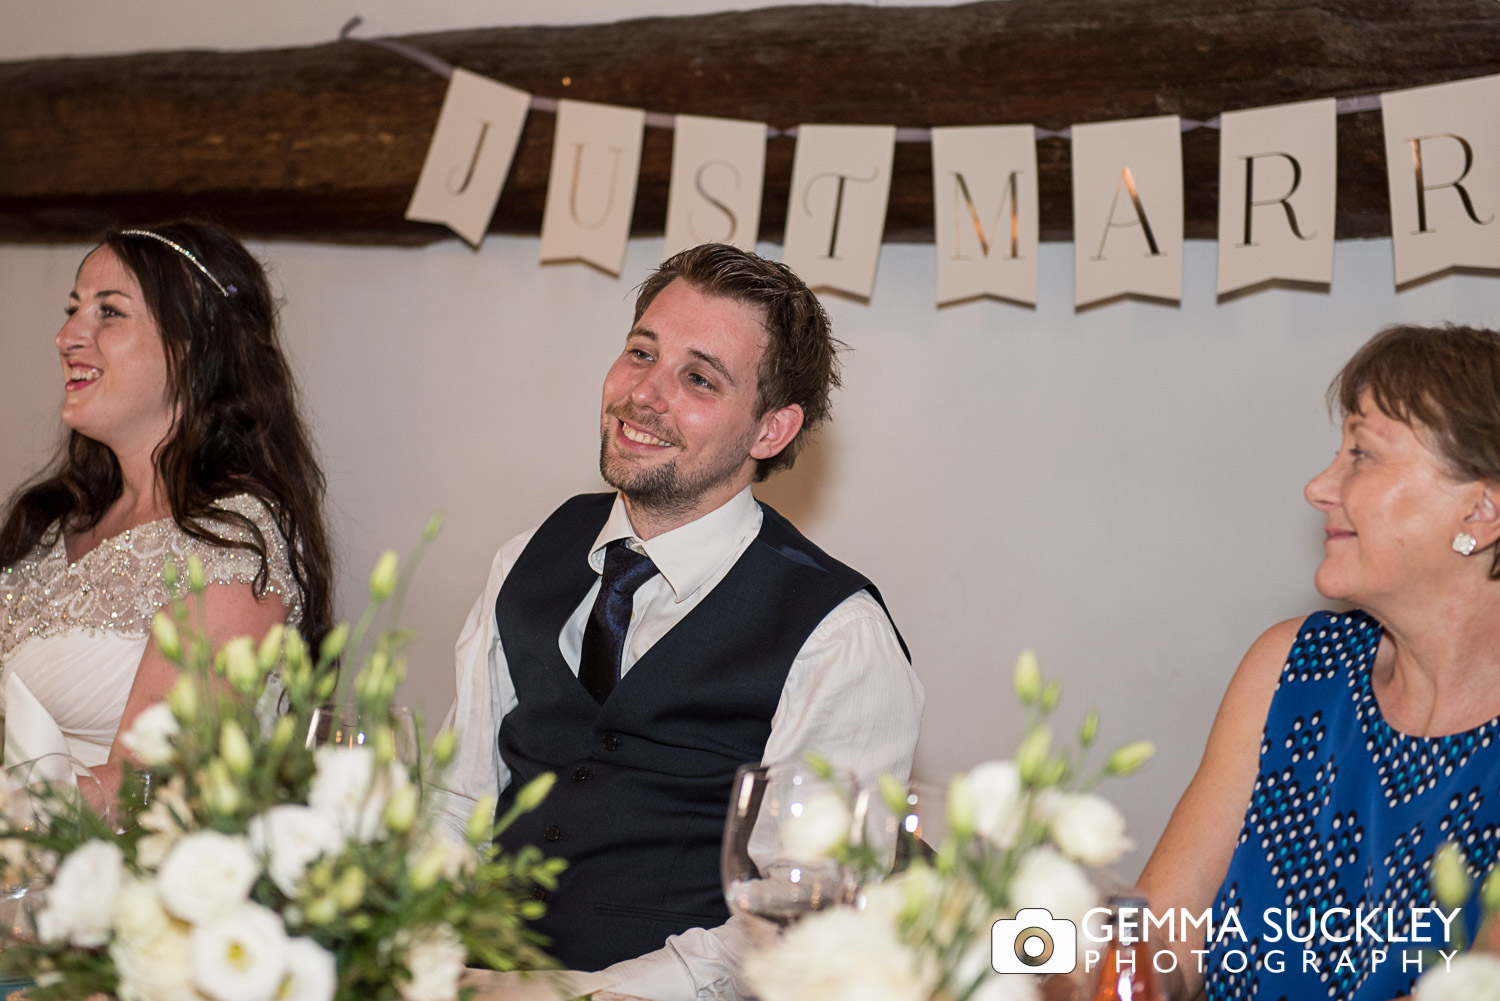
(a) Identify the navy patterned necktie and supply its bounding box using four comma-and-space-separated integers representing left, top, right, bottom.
579, 539, 660, 704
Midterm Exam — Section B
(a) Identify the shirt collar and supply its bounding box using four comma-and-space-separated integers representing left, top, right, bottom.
588, 486, 762, 602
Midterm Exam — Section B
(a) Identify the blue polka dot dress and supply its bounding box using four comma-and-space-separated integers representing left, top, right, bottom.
1205, 610, 1500, 1001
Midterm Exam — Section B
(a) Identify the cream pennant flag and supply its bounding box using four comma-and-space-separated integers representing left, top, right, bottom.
1217, 99, 1336, 296
663, 114, 767, 258
1382, 74, 1500, 286
1072, 116, 1183, 308
539, 99, 646, 276
405, 69, 531, 248
783, 124, 896, 300
931, 125, 1039, 307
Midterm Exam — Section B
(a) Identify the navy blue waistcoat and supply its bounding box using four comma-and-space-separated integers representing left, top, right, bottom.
493, 493, 906, 970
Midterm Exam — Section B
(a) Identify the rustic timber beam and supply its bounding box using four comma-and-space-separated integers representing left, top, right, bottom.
3, 0, 1499, 245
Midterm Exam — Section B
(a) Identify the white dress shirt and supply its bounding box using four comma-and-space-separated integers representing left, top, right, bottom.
438, 486, 923, 1000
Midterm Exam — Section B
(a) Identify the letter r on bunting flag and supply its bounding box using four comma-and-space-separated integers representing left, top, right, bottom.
783, 124, 897, 300
1071, 116, 1184, 309
930, 125, 1039, 307
539, 99, 647, 276
663, 114, 768, 258
1381, 74, 1500, 287
405, 68, 531, 248
1216, 99, 1336, 296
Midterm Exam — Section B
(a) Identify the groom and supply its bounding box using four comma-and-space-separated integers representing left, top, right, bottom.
440, 243, 922, 1000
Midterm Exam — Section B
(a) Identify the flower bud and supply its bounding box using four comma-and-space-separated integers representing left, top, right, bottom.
222, 636, 260, 694
374, 725, 397, 765
204, 759, 240, 815
1105, 741, 1156, 777
187, 555, 206, 593
256, 624, 285, 672
151, 612, 182, 662
1483, 869, 1500, 915
1432, 841, 1471, 911
409, 844, 448, 891
946, 773, 975, 838
1040, 681, 1061, 711
431, 729, 458, 768
334, 867, 366, 911
304, 896, 337, 926
466, 795, 497, 845
314, 671, 338, 702
383, 783, 419, 834
319, 623, 349, 664
283, 629, 308, 671
879, 773, 909, 816
162, 560, 180, 590
1079, 710, 1100, 747
219, 720, 254, 777
513, 772, 556, 815
369, 551, 398, 603
1013, 649, 1042, 705
271, 714, 297, 752
167, 676, 198, 723
423, 514, 445, 541
1016, 724, 1053, 785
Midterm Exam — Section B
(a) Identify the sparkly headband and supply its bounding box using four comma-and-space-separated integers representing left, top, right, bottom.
118, 229, 237, 297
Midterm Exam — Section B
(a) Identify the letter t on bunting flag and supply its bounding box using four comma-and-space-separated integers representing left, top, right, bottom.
663, 114, 767, 258
1382, 74, 1500, 287
783, 124, 897, 300
930, 125, 1039, 307
539, 99, 647, 276
1216, 99, 1336, 296
1071, 116, 1183, 309
404, 69, 531, 248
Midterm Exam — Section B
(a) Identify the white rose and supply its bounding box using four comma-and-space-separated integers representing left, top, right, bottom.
37, 839, 123, 947
277, 937, 338, 1001
249, 805, 347, 898
121, 703, 181, 766
112, 920, 202, 1001
397, 923, 468, 1001
112, 877, 172, 948
158, 831, 259, 924
1009, 846, 1100, 942
308, 746, 410, 842
965, 761, 1024, 848
745, 906, 937, 1001
781, 789, 852, 860
1415, 953, 1500, 1001
1046, 792, 1134, 866
191, 902, 289, 1001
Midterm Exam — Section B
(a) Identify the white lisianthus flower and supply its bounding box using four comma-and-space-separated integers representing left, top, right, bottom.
111, 920, 200, 1001
1414, 953, 1500, 1001
1046, 792, 1134, 866
1009, 846, 1100, 954
308, 746, 411, 842
120, 702, 181, 766
745, 906, 937, 1001
158, 831, 259, 924
276, 937, 338, 1001
112, 877, 172, 948
396, 923, 468, 1001
248, 805, 347, 898
781, 789, 852, 860
966, 760, 1024, 849
191, 901, 289, 1001
37, 839, 123, 947
956, 936, 1041, 1001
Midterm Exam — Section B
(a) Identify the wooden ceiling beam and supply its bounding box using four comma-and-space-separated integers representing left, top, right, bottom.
3, 0, 1499, 245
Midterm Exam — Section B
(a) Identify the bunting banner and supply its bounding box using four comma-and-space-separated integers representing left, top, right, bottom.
931, 125, 1039, 307
783, 124, 897, 300
1071, 116, 1184, 308
405, 68, 531, 248
1216, 99, 1336, 296
539, 98, 646, 276
1382, 74, 1500, 286
663, 114, 768, 258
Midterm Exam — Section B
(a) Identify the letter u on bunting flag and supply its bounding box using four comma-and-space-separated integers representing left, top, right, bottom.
539, 98, 647, 276
405, 68, 532, 248
1382, 74, 1500, 287
663, 114, 768, 258
1071, 116, 1184, 309
930, 125, 1039, 307
783, 124, 897, 300
1216, 99, 1336, 296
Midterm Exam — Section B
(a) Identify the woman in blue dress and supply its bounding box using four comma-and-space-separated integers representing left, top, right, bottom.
1139, 324, 1500, 1001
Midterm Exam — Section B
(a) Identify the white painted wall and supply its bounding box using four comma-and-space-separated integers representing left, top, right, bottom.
5, 1, 1499, 880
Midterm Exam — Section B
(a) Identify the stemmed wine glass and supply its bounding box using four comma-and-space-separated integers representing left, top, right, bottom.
720, 761, 864, 929
857, 779, 946, 879
305, 704, 420, 767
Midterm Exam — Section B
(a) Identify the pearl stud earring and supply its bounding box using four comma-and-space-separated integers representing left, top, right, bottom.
1453, 532, 1479, 556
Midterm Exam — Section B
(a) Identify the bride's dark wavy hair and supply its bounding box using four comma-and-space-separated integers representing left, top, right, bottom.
0, 220, 334, 651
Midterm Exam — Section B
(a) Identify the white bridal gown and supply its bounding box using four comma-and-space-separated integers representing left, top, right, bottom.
0, 494, 300, 771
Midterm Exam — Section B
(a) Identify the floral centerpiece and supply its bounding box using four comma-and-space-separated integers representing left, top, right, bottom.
0, 522, 565, 1001
1412, 842, 1500, 999
744, 651, 1155, 1001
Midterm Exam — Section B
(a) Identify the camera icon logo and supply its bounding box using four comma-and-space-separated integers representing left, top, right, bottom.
991, 908, 1078, 975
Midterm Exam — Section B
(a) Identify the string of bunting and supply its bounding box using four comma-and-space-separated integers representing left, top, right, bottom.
342, 18, 1500, 307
